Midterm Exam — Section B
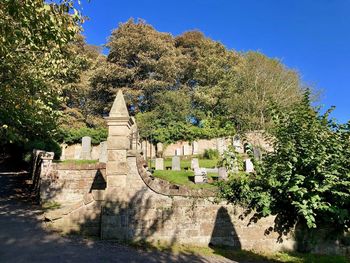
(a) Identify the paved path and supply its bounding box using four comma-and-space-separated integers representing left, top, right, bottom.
0, 173, 235, 263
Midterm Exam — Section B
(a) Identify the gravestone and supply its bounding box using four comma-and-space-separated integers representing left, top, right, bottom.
99, 141, 107, 163
253, 147, 262, 160
155, 158, 164, 170
80, 136, 92, 160
183, 144, 191, 156
172, 156, 181, 171
192, 141, 199, 155
218, 167, 228, 180
245, 159, 254, 173
191, 158, 199, 170
175, 148, 182, 156
194, 168, 208, 184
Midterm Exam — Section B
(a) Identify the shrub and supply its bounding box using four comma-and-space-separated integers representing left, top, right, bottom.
203, 149, 219, 159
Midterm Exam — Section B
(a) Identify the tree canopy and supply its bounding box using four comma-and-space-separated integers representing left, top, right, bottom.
0, 0, 83, 150
83, 19, 305, 145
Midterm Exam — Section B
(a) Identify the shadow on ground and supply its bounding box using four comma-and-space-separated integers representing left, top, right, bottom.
0, 173, 233, 263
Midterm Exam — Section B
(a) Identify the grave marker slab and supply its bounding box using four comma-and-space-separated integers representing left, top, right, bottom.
191, 158, 199, 170
99, 141, 107, 163
172, 156, 181, 171
80, 136, 92, 160
155, 158, 164, 170
245, 159, 254, 173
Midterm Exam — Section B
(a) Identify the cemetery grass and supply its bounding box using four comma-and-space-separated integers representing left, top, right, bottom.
152, 170, 218, 190
161, 158, 219, 169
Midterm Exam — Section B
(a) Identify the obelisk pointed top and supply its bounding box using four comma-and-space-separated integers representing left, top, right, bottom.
109, 90, 129, 118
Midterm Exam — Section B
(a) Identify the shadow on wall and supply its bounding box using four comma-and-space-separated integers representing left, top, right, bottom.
100, 188, 177, 245
209, 207, 241, 249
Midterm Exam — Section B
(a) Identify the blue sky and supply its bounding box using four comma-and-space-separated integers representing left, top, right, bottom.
79, 0, 349, 123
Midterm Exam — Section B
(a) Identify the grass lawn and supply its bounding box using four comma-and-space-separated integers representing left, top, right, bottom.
54, 159, 99, 164
154, 158, 218, 169
153, 170, 218, 190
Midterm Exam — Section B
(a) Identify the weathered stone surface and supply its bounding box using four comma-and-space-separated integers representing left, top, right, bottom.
109, 90, 129, 118
191, 158, 199, 170
99, 141, 108, 163
80, 136, 92, 160
245, 159, 254, 173
171, 156, 181, 171
155, 158, 164, 170
192, 141, 199, 155
107, 137, 130, 150
183, 144, 191, 156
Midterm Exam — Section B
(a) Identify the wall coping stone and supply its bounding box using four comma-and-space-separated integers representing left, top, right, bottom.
54, 162, 106, 171
135, 154, 216, 198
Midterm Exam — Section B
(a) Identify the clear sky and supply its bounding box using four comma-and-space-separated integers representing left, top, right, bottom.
79, 0, 349, 123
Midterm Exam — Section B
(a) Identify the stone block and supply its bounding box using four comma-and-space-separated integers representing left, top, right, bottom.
171, 156, 181, 171
107, 175, 126, 187
155, 158, 164, 170
80, 136, 92, 160
107, 137, 130, 150
106, 161, 128, 175
192, 141, 199, 155
108, 126, 131, 136
245, 159, 254, 173
107, 150, 126, 162
191, 158, 199, 170
99, 141, 108, 163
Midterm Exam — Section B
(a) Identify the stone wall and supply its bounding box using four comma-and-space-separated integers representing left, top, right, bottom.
40, 162, 106, 204
100, 153, 296, 252
41, 91, 350, 255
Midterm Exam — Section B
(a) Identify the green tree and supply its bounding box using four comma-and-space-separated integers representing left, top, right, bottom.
0, 0, 83, 149
90, 18, 185, 115
219, 91, 350, 234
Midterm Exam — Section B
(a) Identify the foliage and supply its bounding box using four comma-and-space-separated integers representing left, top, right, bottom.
219, 91, 350, 234
57, 127, 107, 145
203, 149, 220, 160
0, 0, 83, 147
84, 20, 304, 144
152, 170, 217, 190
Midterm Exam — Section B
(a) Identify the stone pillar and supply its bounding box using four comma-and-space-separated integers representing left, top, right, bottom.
105, 90, 133, 201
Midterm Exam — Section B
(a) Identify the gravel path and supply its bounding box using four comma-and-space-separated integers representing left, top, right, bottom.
0, 173, 235, 263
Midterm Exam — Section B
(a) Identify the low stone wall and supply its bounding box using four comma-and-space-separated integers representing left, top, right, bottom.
100, 153, 296, 252
40, 162, 106, 204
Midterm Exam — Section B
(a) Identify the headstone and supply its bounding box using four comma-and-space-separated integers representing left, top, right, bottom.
183, 144, 191, 156
191, 158, 199, 170
155, 158, 164, 170
175, 148, 182, 156
217, 138, 226, 155
172, 156, 181, 171
80, 136, 92, 160
245, 159, 254, 173
192, 141, 199, 155
194, 168, 208, 184
218, 167, 228, 180
99, 141, 108, 163
253, 147, 262, 160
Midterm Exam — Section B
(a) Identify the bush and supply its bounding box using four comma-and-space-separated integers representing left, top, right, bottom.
203, 149, 219, 159
57, 127, 108, 145
24, 139, 62, 160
